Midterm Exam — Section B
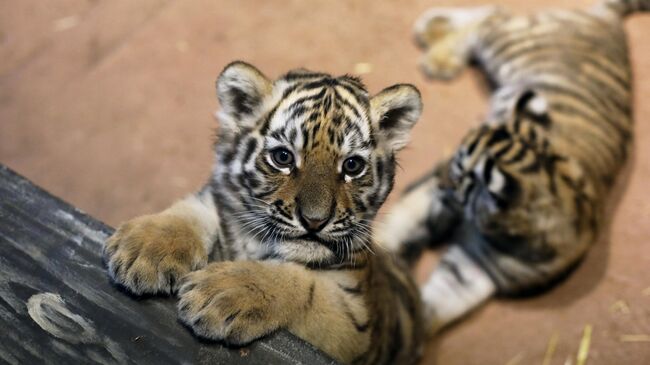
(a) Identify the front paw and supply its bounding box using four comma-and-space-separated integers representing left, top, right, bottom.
103, 214, 207, 295
177, 262, 284, 345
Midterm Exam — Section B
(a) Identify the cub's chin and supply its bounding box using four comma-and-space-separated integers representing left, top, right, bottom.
272, 238, 338, 264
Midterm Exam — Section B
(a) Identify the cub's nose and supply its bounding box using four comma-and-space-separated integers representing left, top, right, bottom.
298, 208, 331, 232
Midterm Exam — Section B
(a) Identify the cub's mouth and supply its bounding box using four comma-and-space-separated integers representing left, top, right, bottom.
296, 232, 336, 246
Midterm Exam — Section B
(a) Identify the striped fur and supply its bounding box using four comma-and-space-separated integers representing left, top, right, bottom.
380, 0, 647, 332
104, 62, 426, 364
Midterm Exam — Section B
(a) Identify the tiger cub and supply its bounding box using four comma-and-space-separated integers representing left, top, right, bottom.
103, 62, 426, 364
379, 0, 647, 331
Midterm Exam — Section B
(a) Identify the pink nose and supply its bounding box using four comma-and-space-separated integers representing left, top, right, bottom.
298, 210, 330, 232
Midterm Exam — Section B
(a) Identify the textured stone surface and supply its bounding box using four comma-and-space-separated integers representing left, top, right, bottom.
1, 1, 649, 363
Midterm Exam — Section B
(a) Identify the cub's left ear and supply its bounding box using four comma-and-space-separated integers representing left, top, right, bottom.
513, 89, 549, 123
370, 84, 423, 152
216, 61, 272, 132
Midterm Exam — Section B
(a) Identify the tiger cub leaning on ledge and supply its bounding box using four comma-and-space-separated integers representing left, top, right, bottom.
103, 61, 427, 364
380, 0, 647, 332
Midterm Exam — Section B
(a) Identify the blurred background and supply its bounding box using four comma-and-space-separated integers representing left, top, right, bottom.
1, 0, 649, 364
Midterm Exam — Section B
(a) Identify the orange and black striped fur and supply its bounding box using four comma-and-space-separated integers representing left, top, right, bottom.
103, 62, 426, 364
380, 0, 647, 331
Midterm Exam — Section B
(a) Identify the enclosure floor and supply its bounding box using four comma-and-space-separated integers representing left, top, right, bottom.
1, 1, 649, 364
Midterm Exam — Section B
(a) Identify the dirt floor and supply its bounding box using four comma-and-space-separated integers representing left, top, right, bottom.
1, 0, 649, 364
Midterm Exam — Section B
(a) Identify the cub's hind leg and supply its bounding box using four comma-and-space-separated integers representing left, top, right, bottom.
413, 5, 502, 80
377, 161, 460, 265
378, 162, 496, 333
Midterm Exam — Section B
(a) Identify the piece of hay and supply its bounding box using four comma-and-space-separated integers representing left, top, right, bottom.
609, 300, 630, 314
176, 40, 189, 53
542, 332, 559, 365
576, 324, 592, 365
353, 63, 373, 75
619, 334, 650, 342
504, 352, 524, 365
53, 16, 79, 32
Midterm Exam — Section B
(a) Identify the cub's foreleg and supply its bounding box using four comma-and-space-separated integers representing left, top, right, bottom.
103, 187, 219, 295
177, 261, 369, 364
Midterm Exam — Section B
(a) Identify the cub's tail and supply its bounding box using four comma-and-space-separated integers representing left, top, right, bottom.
599, 0, 650, 16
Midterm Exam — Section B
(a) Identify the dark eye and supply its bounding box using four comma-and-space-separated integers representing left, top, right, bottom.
270, 148, 295, 168
342, 157, 365, 177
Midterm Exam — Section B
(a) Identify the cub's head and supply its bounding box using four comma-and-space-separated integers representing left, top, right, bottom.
213, 61, 422, 264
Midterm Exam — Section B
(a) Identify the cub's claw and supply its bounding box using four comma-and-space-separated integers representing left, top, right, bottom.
103, 214, 207, 295
177, 262, 285, 345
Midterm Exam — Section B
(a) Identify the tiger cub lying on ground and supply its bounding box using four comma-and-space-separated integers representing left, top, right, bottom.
103, 62, 427, 364
380, 0, 647, 331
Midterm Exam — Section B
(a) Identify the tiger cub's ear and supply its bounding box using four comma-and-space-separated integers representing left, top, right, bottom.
513, 89, 550, 124
370, 84, 423, 152
216, 61, 272, 132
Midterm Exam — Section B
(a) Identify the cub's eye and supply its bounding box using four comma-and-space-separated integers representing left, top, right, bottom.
270, 148, 295, 168
342, 157, 365, 177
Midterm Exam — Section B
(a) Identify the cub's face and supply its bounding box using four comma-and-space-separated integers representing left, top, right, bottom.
214, 62, 422, 264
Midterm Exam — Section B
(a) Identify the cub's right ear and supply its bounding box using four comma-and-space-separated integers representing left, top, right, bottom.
216, 61, 272, 132
370, 84, 423, 152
